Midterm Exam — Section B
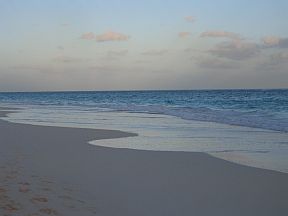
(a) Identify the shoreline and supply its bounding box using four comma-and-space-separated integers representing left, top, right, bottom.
0, 109, 288, 215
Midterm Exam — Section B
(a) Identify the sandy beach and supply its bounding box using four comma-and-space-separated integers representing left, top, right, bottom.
0, 109, 288, 216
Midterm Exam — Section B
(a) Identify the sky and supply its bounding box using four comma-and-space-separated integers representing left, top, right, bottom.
0, 0, 288, 91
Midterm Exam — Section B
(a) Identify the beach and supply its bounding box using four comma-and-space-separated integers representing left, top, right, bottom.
1, 0, 288, 214
0, 108, 288, 216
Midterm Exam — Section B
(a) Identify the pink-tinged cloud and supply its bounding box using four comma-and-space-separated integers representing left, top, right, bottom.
81, 32, 96, 40
178, 32, 191, 38
185, 16, 195, 23
201, 31, 242, 40
96, 31, 130, 42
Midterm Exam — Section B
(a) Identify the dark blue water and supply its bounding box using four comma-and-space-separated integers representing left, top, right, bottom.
0, 89, 288, 132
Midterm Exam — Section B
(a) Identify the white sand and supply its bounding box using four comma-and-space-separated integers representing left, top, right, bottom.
0, 109, 287, 216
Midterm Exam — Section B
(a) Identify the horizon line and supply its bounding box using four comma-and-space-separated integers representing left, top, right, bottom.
0, 87, 288, 94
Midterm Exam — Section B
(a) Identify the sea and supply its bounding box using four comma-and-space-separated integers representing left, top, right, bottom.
0, 89, 288, 173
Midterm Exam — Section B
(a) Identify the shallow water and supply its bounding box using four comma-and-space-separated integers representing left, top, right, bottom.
1, 106, 288, 173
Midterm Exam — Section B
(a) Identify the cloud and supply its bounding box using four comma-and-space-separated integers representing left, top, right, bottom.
201, 31, 242, 40
178, 32, 191, 38
262, 36, 288, 48
141, 49, 168, 56
96, 31, 130, 42
208, 40, 259, 60
185, 16, 195, 23
257, 52, 288, 70
81, 32, 96, 40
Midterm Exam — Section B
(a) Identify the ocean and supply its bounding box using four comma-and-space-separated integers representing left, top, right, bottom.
0, 89, 288, 173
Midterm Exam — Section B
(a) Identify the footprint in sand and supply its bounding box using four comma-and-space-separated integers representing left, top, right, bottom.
41, 180, 54, 184
2, 203, 21, 213
31, 197, 48, 203
19, 182, 30, 193
0, 187, 6, 193
39, 208, 58, 215
5, 175, 17, 180
63, 187, 73, 192
42, 187, 52, 192
18, 181, 30, 185
58, 195, 73, 200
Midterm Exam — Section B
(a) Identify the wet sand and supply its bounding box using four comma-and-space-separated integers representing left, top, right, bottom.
0, 109, 288, 216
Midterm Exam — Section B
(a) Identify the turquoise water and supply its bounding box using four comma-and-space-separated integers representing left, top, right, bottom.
0, 90, 288, 173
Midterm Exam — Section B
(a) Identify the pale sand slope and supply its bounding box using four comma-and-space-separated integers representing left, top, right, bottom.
0, 110, 287, 216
